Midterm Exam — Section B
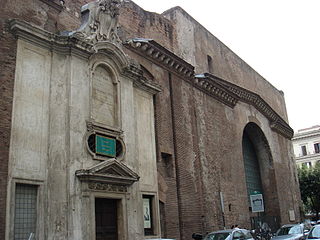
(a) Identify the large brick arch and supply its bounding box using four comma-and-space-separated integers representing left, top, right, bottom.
242, 122, 281, 229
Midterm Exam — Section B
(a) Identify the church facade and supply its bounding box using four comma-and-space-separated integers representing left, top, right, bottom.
0, 0, 301, 239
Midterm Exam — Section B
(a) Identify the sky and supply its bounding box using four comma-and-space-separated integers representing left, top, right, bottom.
130, 0, 320, 132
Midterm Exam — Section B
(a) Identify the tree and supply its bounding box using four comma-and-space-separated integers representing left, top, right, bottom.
298, 162, 320, 219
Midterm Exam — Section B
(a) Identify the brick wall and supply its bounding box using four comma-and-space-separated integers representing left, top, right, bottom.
0, 17, 16, 238
118, 0, 301, 236
119, 1, 176, 50
169, 75, 205, 239
154, 71, 181, 239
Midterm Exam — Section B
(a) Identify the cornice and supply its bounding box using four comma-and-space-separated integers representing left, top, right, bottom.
124, 38, 237, 107
122, 37, 293, 139
199, 73, 294, 139
9, 19, 94, 59
39, 0, 63, 12
194, 75, 239, 108
295, 153, 320, 161
9, 19, 161, 95
122, 63, 162, 95
293, 130, 320, 141
124, 38, 195, 80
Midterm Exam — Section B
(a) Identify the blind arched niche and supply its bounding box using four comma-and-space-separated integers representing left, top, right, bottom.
91, 64, 118, 127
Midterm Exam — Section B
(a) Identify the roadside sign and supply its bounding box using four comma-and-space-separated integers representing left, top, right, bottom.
250, 194, 264, 212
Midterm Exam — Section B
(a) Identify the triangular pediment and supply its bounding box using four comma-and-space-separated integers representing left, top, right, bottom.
76, 159, 140, 186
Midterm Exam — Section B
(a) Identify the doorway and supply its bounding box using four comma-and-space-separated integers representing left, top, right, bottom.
95, 198, 118, 240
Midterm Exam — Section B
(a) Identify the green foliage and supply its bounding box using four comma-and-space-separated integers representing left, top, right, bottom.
298, 162, 320, 218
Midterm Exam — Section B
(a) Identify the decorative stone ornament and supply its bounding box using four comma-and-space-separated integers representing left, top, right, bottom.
73, 0, 122, 45
85, 120, 126, 161
75, 158, 140, 187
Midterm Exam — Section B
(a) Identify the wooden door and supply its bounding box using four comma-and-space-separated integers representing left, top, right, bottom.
95, 198, 118, 240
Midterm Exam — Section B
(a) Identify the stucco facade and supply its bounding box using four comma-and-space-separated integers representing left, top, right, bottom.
292, 125, 320, 168
0, 0, 301, 240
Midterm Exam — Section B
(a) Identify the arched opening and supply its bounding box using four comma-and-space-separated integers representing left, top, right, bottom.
242, 130, 263, 200
242, 122, 280, 230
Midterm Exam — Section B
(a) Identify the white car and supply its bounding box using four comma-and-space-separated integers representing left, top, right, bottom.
272, 224, 309, 240
193, 229, 254, 240
306, 225, 320, 240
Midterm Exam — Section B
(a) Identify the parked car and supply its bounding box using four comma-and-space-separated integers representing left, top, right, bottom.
306, 225, 320, 240
272, 224, 309, 240
310, 221, 317, 226
192, 228, 254, 240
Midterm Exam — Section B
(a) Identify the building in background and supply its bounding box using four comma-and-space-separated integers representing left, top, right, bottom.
292, 125, 320, 168
0, 0, 301, 239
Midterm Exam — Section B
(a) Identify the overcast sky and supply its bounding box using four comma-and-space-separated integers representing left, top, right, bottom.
131, 0, 319, 132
